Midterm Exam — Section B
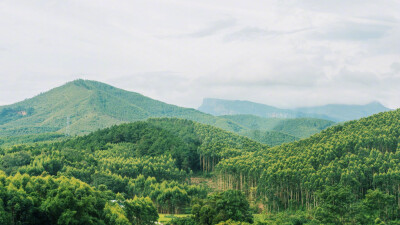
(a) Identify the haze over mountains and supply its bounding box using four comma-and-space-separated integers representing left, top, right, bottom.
0, 79, 387, 146
198, 98, 391, 122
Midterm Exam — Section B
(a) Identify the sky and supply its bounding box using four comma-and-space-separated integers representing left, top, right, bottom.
0, 0, 399, 109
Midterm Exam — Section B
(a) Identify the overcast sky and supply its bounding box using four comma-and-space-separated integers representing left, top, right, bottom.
1, 0, 399, 109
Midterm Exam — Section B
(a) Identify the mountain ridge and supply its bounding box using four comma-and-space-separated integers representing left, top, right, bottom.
199, 98, 391, 122
0, 79, 246, 136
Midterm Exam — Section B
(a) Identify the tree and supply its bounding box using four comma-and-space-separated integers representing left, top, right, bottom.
314, 185, 354, 224
192, 190, 253, 225
124, 196, 158, 225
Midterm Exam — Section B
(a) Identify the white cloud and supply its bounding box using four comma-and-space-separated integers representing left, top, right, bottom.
0, 0, 399, 109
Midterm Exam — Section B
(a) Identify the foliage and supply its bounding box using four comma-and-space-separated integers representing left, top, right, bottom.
214, 109, 400, 224
124, 196, 159, 225
0, 172, 159, 225
166, 216, 196, 225
240, 130, 298, 147
192, 190, 253, 225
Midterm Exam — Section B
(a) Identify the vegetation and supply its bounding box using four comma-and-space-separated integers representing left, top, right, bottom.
222, 114, 334, 146
0, 172, 158, 225
0, 118, 265, 224
215, 109, 400, 223
192, 190, 254, 225
239, 130, 298, 147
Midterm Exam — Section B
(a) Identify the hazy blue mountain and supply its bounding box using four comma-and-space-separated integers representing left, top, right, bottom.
198, 98, 304, 118
295, 102, 391, 122
199, 98, 391, 122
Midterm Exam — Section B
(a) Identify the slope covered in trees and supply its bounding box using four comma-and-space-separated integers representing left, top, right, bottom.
0, 118, 266, 223
0, 172, 158, 225
239, 130, 298, 147
221, 115, 334, 146
215, 109, 400, 223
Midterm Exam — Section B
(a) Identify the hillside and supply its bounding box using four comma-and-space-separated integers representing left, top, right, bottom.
0, 80, 245, 136
0, 118, 266, 223
295, 101, 390, 122
219, 114, 334, 146
221, 114, 335, 138
239, 130, 298, 147
199, 98, 391, 122
215, 108, 400, 223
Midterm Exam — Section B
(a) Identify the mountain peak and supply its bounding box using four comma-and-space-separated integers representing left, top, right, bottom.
0, 80, 245, 136
65, 79, 114, 91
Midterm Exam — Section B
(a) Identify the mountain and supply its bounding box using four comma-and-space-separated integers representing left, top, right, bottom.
0, 80, 245, 136
0, 80, 334, 147
295, 101, 390, 122
218, 114, 334, 146
199, 98, 391, 122
198, 98, 303, 118
220, 114, 335, 138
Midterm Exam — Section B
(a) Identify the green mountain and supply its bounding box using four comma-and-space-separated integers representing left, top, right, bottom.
219, 114, 335, 146
0, 80, 335, 148
0, 80, 245, 136
199, 98, 391, 122
221, 114, 335, 138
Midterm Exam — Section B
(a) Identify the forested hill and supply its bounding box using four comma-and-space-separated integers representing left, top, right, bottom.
220, 114, 335, 138
58, 118, 266, 172
0, 118, 266, 223
0, 80, 244, 136
215, 108, 400, 223
199, 98, 391, 122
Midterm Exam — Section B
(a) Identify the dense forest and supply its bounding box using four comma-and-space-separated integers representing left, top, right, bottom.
0, 118, 265, 224
1, 108, 400, 224
221, 115, 335, 146
215, 109, 400, 224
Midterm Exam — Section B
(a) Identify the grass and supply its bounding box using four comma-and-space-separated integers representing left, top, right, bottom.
158, 214, 191, 224
157, 214, 266, 224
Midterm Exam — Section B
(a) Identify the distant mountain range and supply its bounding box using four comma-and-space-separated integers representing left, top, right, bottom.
198, 98, 391, 122
0, 80, 336, 147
